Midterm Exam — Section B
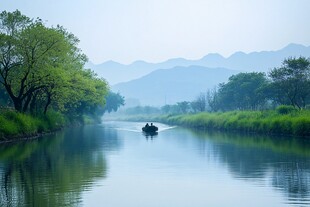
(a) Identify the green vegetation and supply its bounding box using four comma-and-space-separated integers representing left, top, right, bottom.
0, 10, 108, 115
0, 10, 113, 140
115, 107, 310, 137
118, 57, 309, 116
100, 91, 125, 114
206, 57, 310, 112
269, 57, 310, 109
152, 58, 309, 113
1, 10, 309, 140
165, 110, 309, 137
209, 72, 268, 111
111, 57, 309, 137
0, 109, 66, 141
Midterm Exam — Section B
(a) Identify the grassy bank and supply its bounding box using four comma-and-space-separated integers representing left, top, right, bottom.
0, 107, 106, 142
111, 108, 310, 137
0, 110, 68, 142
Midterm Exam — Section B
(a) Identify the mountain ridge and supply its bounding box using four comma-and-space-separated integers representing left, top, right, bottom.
112, 66, 239, 106
87, 43, 310, 85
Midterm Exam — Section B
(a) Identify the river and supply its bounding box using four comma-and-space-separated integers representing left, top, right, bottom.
0, 121, 309, 207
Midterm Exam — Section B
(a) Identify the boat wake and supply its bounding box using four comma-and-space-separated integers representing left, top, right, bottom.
115, 128, 141, 132
102, 121, 176, 133
157, 126, 177, 132
115, 126, 177, 133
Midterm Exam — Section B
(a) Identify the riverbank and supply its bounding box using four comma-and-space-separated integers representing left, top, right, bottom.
0, 110, 66, 143
108, 108, 310, 137
0, 110, 99, 143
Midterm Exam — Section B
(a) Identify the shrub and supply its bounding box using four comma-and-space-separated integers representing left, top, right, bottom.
293, 118, 310, 136
276, 105, 297, 115
0, 115, 19, 137
0, 110, 67, 139
43, 111, 66, 130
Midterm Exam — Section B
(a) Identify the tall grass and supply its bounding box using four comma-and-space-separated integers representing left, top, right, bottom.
117, 108, 310, 137
158, 109, 310, 137
0, 110, 66, 141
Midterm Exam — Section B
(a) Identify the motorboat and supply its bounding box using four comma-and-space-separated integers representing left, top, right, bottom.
142, 124, 158, 133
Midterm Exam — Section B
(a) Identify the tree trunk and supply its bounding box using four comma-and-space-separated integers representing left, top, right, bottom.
30, 93, 37, 114
43, 92, 51, 115
22, 93, 32, 112
13, 99, 23, 112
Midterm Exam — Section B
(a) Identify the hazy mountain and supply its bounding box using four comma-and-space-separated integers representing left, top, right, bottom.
112, 66, 239, 106
88, 43, 310, 85
86, 59, 192, 85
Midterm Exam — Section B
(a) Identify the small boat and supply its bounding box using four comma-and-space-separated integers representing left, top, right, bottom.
142, 124, 158, 133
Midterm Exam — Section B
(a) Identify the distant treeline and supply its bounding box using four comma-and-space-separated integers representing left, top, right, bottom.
187, 56, 310, 113
206, 57, 310, 112
115, 56, 310, 115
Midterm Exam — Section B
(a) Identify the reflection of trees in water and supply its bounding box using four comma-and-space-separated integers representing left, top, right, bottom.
191, 129, 310, 205
0, 125, 121, 207
272, 162, 310, 205
214, 144, 274, 179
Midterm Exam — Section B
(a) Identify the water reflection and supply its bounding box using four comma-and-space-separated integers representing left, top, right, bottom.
191, 129, 310, 206
272, 162, 310, 206
0, 122, 310, 207
143, 131, 158, 140
0, 125, 121, 207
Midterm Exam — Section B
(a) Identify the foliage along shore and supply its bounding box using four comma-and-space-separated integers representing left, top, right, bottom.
110, 107, 310, 138
0, 10, 118, 143
0, 109, 98, 143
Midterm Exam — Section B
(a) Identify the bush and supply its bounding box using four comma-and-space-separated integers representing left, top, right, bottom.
293, 118, 310, 136
43, 111, 66, 130
0, 115, 19, 137
0, 110, 67, 140
276, 105, 297, 115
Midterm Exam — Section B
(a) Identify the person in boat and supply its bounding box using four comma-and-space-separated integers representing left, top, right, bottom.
143, 122, 158, 132
150, 123, 158, 130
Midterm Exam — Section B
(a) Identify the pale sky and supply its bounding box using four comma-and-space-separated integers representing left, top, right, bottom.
2, 0, 310, 64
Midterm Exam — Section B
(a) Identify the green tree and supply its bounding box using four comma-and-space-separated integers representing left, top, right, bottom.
161, 104, 180, 114
216, 72, 269, 111
177, 101, 190, 114
161, 104, 171, 114
0, 10, 31, 111
206, 87, 220, 112
0, 11, 72, 112
60, 69, 108, 116
268, 57, 310, 109
0, 10, 108, 115
191, 92, 207, 112
101, 91, 125, 113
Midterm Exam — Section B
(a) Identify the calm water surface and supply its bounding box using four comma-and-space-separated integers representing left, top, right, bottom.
0, 121, 310, 207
